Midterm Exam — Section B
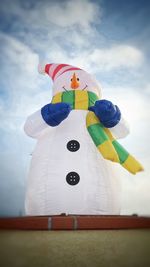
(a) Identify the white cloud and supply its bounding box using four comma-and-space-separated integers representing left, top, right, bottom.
0, 32, 39, 88
44, 0, 100, 28
0, 33, 53, 130
1, 0, 100, 31
102, 86, 150, 122
87, 45, 143, 71
144, 83, 150, 95
0, 0, 143, 72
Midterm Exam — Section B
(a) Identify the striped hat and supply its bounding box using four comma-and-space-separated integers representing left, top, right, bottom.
38, 63, 82, 82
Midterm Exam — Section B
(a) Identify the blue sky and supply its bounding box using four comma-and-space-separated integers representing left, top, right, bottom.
0, 0, 150, 216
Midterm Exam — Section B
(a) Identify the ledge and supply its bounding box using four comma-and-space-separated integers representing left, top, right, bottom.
0, 215, 150, 230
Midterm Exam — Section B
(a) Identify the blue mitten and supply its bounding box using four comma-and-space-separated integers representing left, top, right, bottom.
89, 99, 121, 128
41, 103, 71, 126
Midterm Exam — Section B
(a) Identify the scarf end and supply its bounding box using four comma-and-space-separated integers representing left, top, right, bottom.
121, 155, 144, 174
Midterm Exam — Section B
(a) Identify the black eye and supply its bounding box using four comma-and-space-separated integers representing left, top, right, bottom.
77, 78, 79, 81
71, 78, 72, 81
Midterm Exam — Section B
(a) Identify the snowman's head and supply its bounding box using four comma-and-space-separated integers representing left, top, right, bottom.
39, 63, 102, 97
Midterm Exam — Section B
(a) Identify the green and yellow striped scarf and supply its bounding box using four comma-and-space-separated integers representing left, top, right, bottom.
52, 90, 143, 174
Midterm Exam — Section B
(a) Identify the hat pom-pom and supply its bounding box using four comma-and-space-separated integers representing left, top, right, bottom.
38, 63, 46, 74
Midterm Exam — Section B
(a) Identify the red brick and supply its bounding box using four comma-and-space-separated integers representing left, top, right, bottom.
0, 216, 48, 230
77, 216, 150, 230
52, 216, 74, 230
0, 215, 150, 230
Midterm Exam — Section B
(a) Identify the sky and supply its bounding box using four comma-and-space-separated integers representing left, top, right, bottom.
0, 0, 150, 216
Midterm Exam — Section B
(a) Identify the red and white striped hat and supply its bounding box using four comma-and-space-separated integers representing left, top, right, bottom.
38, 63, 82, 81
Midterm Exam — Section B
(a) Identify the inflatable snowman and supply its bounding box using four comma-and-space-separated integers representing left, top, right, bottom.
24, 63, 143, 215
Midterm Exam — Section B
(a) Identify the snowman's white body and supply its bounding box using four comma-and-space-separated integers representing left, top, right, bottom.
24, 108, 129, 215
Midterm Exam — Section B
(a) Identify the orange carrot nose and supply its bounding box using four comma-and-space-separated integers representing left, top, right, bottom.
71, 73, 80, 89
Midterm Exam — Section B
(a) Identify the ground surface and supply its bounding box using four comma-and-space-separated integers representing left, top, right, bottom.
0, 230, 150, 267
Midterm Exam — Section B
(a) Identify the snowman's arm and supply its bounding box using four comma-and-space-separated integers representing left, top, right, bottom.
24, 110, 50, 139
109, 116, 130, 139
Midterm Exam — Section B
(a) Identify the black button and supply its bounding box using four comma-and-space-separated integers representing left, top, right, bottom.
66, 172, 80, 185
67, 140, 80, 152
